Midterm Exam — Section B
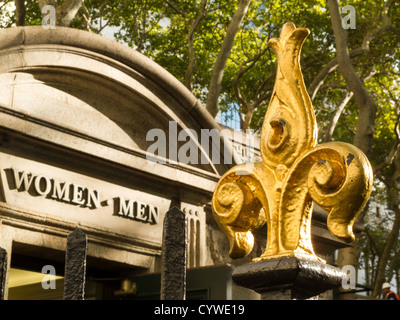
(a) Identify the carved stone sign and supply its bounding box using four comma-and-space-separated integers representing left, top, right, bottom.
0, 152, 170, 245
7, 167, 159, 225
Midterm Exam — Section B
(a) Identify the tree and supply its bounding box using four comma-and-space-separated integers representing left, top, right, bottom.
325, 0, 399, 299
1, 0, 400, 299
370, 81, 400, 297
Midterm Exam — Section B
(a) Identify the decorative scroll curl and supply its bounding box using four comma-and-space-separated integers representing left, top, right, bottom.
212, 163, 270, 259
212, 22, 373, 262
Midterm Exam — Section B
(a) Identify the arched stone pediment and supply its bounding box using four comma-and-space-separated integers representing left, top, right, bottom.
0, 27, 234, 194
0, 26, 239, 272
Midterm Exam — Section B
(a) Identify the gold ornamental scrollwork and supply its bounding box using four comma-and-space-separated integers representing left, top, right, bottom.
212, 22, 373, 262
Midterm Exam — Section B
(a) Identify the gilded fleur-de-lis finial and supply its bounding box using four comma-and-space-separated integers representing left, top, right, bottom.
212, 22, 373, 262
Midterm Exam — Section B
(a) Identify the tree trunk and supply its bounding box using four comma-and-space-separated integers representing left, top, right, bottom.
15, 0, 26, 26
387, 241, 399, 288
241, 105, 254, 131
206, 0, 251, 118
328, 0, 378, 300
397, 269, 400, 295
323, 91, 353, 142
372, 185, 400, 297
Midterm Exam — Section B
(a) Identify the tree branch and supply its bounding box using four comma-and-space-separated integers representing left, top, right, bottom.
309, 0, 397, 102
233, 47, 268, 107
37, 0, 57, 10
323, 91, 354, 142
232, 46, 273, 130
206, 0, 251, 118
328, 0, 378, 156
373, 79, 400, 176
165, 0, 187, 18
78, 1, 91, 32
323, 68, 377, 142
184, 0, 208, 90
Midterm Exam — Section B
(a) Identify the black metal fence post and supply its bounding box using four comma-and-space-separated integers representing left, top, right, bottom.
63, 228, 87, 300
160, 206, 187, 300
0, 247, 7, 300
